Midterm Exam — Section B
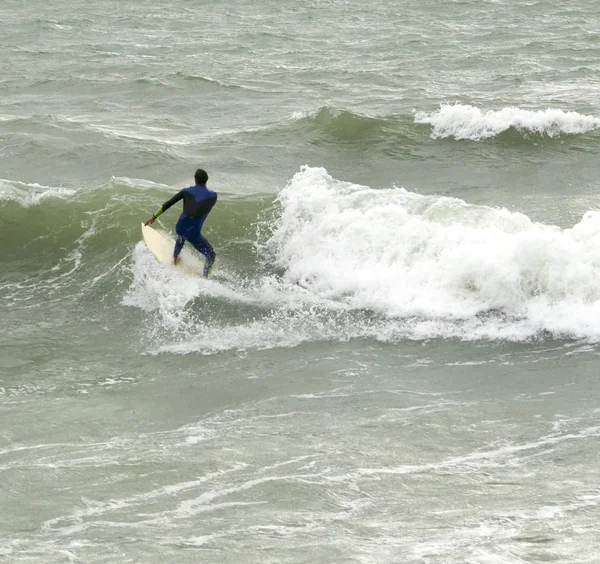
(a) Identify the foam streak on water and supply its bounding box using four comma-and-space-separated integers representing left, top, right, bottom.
2, 364, 600, 563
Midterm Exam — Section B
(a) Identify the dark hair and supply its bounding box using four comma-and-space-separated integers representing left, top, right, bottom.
194, 168, 209, 185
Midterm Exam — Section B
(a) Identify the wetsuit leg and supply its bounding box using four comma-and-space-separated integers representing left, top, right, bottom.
174, 216, 193, 258
175, 216, 216, 277
174, 236, 186, 257
186, 231, 216, 278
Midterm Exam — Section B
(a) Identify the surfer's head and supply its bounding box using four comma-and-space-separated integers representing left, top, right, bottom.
194, 168, 209, 185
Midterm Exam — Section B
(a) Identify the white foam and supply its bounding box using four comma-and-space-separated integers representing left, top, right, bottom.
414, 104, 600, 140
0, 178, 76, 206
0, 176, 167, 208
263, 167, 600, 341
109, 176, 173, 192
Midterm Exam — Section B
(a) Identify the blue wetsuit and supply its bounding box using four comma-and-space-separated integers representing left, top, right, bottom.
152, 184, 217, 277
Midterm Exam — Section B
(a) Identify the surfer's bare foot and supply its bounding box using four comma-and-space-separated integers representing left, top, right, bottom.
173, 255, 181, 266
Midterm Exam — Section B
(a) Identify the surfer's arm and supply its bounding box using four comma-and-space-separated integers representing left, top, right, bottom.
145, 191, 184, 225
153, 190, 185, 218
144, 191, 185, 225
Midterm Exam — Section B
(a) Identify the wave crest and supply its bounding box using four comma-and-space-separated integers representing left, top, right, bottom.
0, 178, 77, 207
414, 104, 600, 140
292, 107, 406, 144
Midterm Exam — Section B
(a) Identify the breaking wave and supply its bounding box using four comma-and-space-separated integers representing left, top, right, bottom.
414, 104, 600, 140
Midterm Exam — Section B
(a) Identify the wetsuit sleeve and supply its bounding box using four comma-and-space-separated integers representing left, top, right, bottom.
153, 190, 184, 218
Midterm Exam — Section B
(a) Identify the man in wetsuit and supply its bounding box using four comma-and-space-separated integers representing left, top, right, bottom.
144, 168, 217, 278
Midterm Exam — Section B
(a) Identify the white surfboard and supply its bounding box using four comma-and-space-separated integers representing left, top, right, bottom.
141, 223, 205, 276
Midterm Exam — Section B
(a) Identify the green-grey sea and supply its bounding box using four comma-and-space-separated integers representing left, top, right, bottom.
2, 1, 600, 562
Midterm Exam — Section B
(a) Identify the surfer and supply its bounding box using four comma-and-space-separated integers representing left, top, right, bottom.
144, 169, 217, 278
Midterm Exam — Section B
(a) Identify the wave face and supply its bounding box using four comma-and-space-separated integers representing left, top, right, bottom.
414, 104, 600, 141
4, 167, 600, 357
290, 107, 414, 145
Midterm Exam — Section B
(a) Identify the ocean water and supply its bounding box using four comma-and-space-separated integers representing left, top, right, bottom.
2, 0, 600, 562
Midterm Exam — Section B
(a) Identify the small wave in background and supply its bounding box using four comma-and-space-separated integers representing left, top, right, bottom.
415, 104, 600, 140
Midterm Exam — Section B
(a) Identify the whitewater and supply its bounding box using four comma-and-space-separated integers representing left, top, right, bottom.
414, 104, 600, 140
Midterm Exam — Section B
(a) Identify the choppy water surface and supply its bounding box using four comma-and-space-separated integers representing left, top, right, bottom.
2, 0, 600, 562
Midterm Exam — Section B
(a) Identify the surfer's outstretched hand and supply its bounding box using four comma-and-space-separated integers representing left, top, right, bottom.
144, 217, 155, 226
